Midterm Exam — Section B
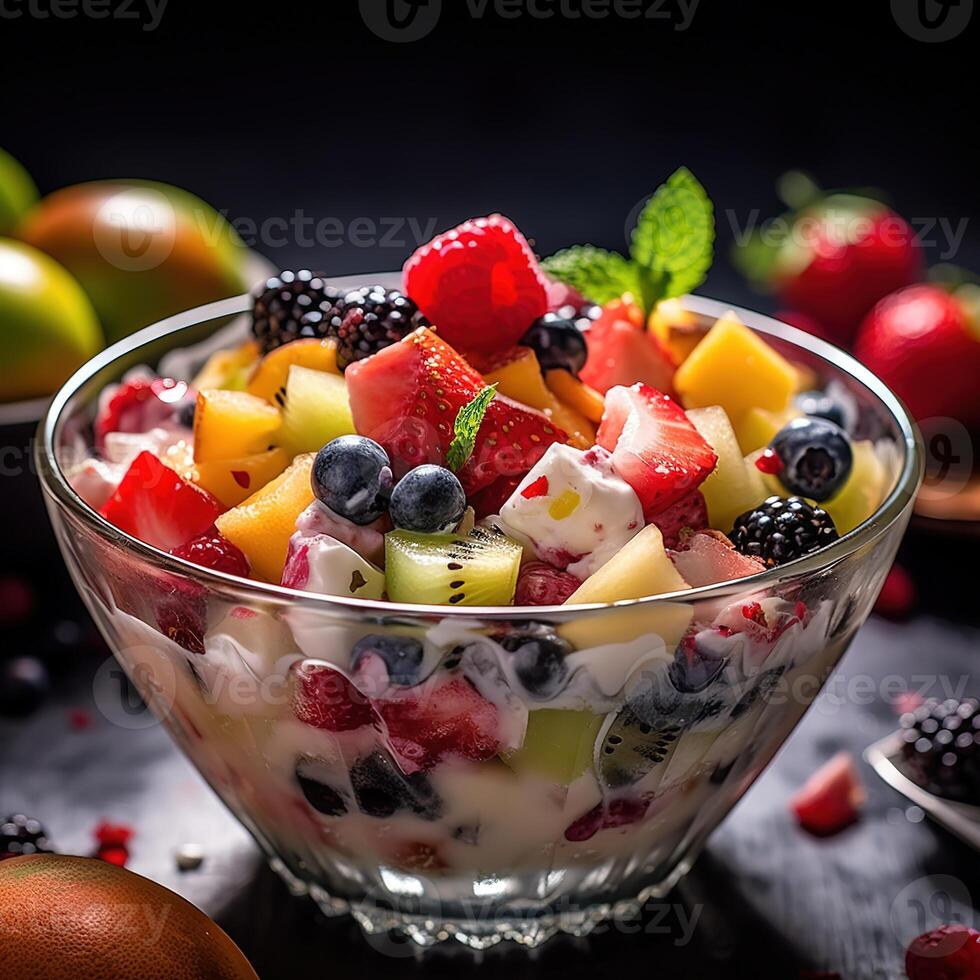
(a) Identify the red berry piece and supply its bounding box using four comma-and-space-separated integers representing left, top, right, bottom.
649, 490, 708, 549
874, 562, 917, 621
789, 751, 865, 836
94, 820, 134, 848
376, 676, 500, 770
292, 661, 381, 733
515, 561, 581, 606
906, 924, 980, 980
172, 529, 250, 577
596, 383, 717, 517
564, 797, 647, 842
404, 214, 549, 354
95, 377, 192, 449
100, 451, 222, 552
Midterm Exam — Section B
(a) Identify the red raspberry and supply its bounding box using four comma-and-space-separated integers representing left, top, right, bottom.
95, 377, 191, 449
403, 214, 548, 354
172, 529, 250, 577
292, 661, 381, 733
906, 924, 980, 980
515, 561, 581, 606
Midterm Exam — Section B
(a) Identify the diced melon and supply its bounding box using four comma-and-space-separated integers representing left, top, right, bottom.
215, 454, 316, 582
734, 405, 802, 455
277, 365, 356, 456
687, 405, 768, 532
246, 338, 340, 403
193, 389, 282, 463
648, 297, 704, 365
503, 709, 604, 784
822, 440, 887, 535
674, 312, 798, 421
191, 341, 259, 392
558, 601, 693, 651
192, 447, 291, 508
565, 525, 690, 605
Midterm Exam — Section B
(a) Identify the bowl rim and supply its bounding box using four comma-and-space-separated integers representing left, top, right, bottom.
35, 287, 924, 622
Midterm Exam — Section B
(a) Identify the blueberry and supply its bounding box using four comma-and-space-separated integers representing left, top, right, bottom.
389, 465, 465, 533
312, 436, 393, 526
794, 389, 851, 430
625, 662, 726, 732
520, 313, 588, 375
668, 639, 728, 694
295, 757, 349, 816
350, 634, 425, 687
770, 417, 853, 501
497, 624, 571, 700
350, 752, 442, 820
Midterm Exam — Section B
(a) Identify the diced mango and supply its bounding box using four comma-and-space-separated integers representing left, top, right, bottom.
674, 312, 798, 422
192, 340, 259, 392
246, 338, 340, 403
649, 297, 704, 365
687, 405, 768, 531
193, 389, 282, 463
215, 454, 315, 582
544, 369, 605, 424
192, 447, 291, 508
734, 405, 802, 455
503, 709, 604, 784
565, 525, 690, 605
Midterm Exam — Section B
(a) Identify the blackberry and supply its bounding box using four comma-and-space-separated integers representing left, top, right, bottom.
333, 285, 428, 370
900, 698, 980, 803
731, 496, 839, 568
251, 270, 346, 354
1, 814, 53, 861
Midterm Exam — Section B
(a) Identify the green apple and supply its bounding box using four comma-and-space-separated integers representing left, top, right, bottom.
0, 148, 39, 236
17, 179, 251, 343
0, 238, 103, 402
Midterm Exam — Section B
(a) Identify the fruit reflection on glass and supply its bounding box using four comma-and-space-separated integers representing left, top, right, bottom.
40, 168, 921, 947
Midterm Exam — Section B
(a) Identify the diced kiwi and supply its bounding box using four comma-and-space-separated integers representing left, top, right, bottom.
503, 709, 604, 784
276, 365, 356, 456
385, 526, 523, 606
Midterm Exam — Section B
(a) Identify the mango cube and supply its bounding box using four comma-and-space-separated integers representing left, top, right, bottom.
192, 447, 291, 508
193, 389, 281, 463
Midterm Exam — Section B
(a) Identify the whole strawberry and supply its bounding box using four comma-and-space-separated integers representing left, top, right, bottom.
854, 283, 980, 428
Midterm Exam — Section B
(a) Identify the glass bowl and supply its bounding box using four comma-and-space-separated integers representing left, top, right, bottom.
36, 280, 923, 949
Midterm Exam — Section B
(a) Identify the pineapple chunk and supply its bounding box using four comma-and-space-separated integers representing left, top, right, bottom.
544, 369, 605, 424
192, 341, 259, 392
246, 338, 340, 403
503, 709, 604, 784
215, 454, 315, 582
822, 440, 887, 535
734, 405, 802, 455
687, 405, 768, 531
565, 525, 690, 605
194, 389, 282, 463
674, 312, 797, 421
192, 447, 291, 508
558, 601, 693, 652
649, 297, 703, 365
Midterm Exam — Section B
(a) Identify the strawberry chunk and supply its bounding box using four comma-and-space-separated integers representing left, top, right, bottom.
790, 751, 865, 837
292, 661, 382, 733
580, 301, 675, 395
649, 490, 708, 549
669, 530, 765, 587
100, 452, 222, 552
906, 924, 980, 980
596, 384, 717, 516
376, 675, 500, 769
515, 561, 581, 605
346, 328, 566, 494
95, 377, 192, 449
403, 214, 549, 354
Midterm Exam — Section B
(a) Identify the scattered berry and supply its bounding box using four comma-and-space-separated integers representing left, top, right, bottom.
94, 820, 134, 849
498, 625, 571, 700
789, 751, 864, 836
649, 490, 709, 550
514, 561, 581, 606
906, 924, 980, 980
521, 313, 588, 375
292, 661, 381, 733
312, 436, 393, 526
171, 529, 250, 577
900, 698, 980, 803
731, 496, 839, 568
251, 270, 345, 354
0, 656, 50, 717
770, 417, 853, 501
404, 214, 549, 354
1, 815, 53, 861
350, 634, 426, 688
67, 708, 94, 731
389, 464, 466, 533
874, 562, 917, 621
349, 751, 442, 820
333, 285, 429, 370
0, 575, 35, 625
95, 377, 192, 450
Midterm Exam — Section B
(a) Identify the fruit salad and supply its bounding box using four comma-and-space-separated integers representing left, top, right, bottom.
60, 170, 901, 930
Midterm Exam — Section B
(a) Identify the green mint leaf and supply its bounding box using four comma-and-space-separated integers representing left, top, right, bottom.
541, 246, 636, 305
446, 384, 498, 473
630, 166, 714, 303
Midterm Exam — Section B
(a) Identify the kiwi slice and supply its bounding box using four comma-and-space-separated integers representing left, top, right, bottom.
276, 365, 355, 455
385, 526, 523, 606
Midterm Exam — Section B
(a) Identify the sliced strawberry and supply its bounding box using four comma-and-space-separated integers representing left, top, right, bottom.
100, 452, 222, 552
581, 300, 676, 395
376, 675, 500, 769
649, 490, 708, 549
515, 561, 581, 605
292, 661, 382, 733
403, 214, 549, 354
669, 531, 765, 587
596, 384, 717, 516
346, 328, 566, 494
95, 377, 193, 450
789, 751, 865, 837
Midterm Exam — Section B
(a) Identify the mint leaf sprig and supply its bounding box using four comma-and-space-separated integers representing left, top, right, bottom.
541, 167, 714, 317
446, 384, 497, 472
